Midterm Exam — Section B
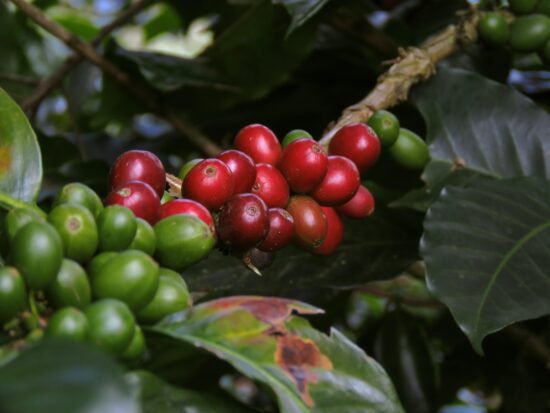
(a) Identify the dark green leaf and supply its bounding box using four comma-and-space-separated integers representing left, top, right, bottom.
421, 177, 550, 352
392, 68, 550, 211
272, 0, 330, 34
0, 88, 42, 203
129, 370, 253, 413
0, 340, 139, 413
153, 296, 404, 413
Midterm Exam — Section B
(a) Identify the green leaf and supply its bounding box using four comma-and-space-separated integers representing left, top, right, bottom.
153, 296, 405, 413
129, 370, 253, 413
392, 68, 550, 211
0, 88, 42, 203
184, 208, 421, 295
0, 340, 139, 413
421, 177, 550, 353
272, 0, 330, 34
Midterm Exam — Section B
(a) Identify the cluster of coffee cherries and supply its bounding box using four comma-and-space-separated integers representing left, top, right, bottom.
0, 182, 191, 360
478, 0, 550, 64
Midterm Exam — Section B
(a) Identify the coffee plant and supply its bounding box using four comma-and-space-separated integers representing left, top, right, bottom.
0, 0, 549, 412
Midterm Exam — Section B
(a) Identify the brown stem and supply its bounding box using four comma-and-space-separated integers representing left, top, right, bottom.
320, 8, 480, 144
12, 0, 222, 156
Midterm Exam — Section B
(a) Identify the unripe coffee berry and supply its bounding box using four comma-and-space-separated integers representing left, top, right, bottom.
314, 207, 344, 256
310, 156, 360, 206
217, 194, 269, 250
478, 12, 509, 46
110, 150, 166, 197
335, 185, 375, 219
252, 163, 289, 208
282, 129, 313, 148
217, 150, 257, 194
279, 139, 328, 193
286, 195, 327, 252
234, 124, 282, 165
178, 158, 203, 181
258, 208, 294, 252
329, 123, 381, 173
159, 199, 215, 234
182, 159, 235, 211
367, 110, 400, 147
106, 181, 160, 225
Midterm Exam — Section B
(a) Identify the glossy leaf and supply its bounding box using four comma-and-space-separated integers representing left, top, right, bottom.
392, 68, 550, 211
129, 370, 253, 413
422, 178, 550, 352
0, 88, 42, 203
153, 296, 404, 413
0, 340, 139, 413
272, 0, 330, 34
184, 208, 421, 296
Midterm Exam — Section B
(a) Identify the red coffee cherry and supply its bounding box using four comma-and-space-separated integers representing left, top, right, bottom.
310, 156, 360, 206
279, 139, 328, 193
335, 185, 375, 219
110, 150, 166, 197
251, 163, 289, 208
258, 208, 294, 252
314, 207, 344, 256
106, 181, 160, 224
234, 124, 282, 165
217, 194, 269, 250
286, 195, 327, 252
159, 199, 215, 234
329, 123, 381, 173
216, 150, 256, 194
182, 159, 235, 211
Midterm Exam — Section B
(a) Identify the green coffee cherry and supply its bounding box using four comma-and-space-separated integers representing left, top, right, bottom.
388, 128, 430, 170
367, 110, 400, 147
478, 13, 509, 46
282, 130, 313, 148
45, 307, 89, 341
509, 15, 550, 52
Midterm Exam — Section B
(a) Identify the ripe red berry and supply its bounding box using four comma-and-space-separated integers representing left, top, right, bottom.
314, 207, 344, 256
106, 181, 160, 224
335, 185, 375, 219
110, 150, 166, 197
329, 123, 381, 173
182, 159, 235, 211
310, 156, 360, 206
258, 208, 294, 252
216, 150, 256, 194
234, 124, 282, 165
217, 194, 269, 250
159, 199, 215, 234
286, 196, 327, 252
279, 139, 328, 193
251, 163, 289, 208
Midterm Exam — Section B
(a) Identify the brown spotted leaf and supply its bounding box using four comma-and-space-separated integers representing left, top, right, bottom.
153, 296, 404, 413
0, 88, 42, 203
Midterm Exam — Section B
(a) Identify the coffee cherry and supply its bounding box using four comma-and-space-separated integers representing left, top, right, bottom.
12, 222, 63, 290
106, 181, 160, 225
258, 208, 294, 252
310, 156, 360, 206
178, 158, 203, 181
367, 110, 400, 147
5, 207, 45, 242
509, 0, 538, 14
329, 123, 381, 173
217, 150, 257, 193
53, 182, 103, 218
251, 163, 290, 208
388, 128, 430, 170
234, 124, 282, 165
314, 207, 344, 256
46, 259, 91, 309
154, 215, 216, 270
282, 129, 313, 148
97, 205, 137, 252
478, 13, 509, 46
129, 218, 156, 256
122, 325, 146, 360
0, 267, 27, 324
159, 199, 215, 234
336, 185, 375, 219
45, 307, 89, 341
48, 203, 98, 263
279, 139, 328, 193
85, 299, 136, 355
182, 159, 234, 211
218, 194, 269, 250
509, 15, 550, 52
286, 196, 327, 252
110, 150, 166, 197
